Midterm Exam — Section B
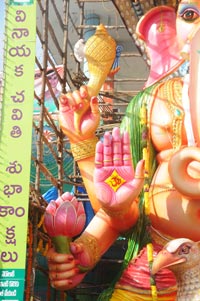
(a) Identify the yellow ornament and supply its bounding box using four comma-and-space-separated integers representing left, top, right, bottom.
74, 24, 116, 133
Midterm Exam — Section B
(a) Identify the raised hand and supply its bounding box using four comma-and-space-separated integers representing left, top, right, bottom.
94, 127, 145, 213
59, 86, 100, 143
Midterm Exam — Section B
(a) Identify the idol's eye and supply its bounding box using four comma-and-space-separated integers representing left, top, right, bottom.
178, 244, 191, 255
180, 9, 199, 22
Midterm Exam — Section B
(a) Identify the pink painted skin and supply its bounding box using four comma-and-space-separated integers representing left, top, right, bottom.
46, 128, 145, 291
136, 6, 184, 87
94, 127, 145, 212
59, 85, 100, 143
188, 28, 200, 147
47, 247, 88, 290
46, 193, 94, 290
176, 1, 200, 48
46, 0, 200, 295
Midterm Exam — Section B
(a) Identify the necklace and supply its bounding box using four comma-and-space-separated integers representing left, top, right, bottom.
163, 78, 184, 150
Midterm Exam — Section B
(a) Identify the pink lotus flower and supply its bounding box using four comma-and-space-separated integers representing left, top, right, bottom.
44, 192, 86, 254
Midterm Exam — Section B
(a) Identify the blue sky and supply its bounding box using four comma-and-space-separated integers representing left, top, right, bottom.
0, 1, 5, 72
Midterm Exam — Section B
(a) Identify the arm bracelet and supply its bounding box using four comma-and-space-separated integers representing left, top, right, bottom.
71, 136, 99, 161
75, 232, 101, 267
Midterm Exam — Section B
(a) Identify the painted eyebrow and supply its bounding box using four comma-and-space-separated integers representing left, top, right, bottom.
178, 4, 200, 15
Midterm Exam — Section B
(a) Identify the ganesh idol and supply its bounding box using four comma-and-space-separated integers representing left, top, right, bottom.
45, 1, 200, 300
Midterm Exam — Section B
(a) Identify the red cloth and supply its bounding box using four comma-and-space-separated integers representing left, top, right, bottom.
118, 243, 176, 291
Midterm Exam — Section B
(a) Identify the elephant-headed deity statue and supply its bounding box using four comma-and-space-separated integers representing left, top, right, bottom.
131, 0, 200, 241
45, 1, 200, 300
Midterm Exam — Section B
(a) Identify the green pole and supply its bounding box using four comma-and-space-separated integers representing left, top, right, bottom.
0, 1, 36, 300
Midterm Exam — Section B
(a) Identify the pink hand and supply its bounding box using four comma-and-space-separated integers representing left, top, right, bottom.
47, 249, 85, 290
94, 127, 144, 212
59, 86, 100, 142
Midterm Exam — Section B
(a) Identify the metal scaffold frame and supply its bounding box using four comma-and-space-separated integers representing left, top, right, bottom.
25, 1, 178, 300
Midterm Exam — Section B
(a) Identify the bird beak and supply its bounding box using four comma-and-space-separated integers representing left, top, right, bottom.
152, 249, 186, 275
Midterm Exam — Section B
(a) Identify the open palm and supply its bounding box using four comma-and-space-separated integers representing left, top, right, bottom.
94, 127, 144, 212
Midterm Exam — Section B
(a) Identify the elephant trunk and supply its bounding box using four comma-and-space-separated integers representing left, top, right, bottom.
189, 27, 200, 147
168, 147, 200, 199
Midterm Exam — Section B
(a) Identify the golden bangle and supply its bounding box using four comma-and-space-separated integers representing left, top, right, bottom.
135, 175, 144, 179
95, 161, 102, 165
75, 232, 101, 267
71, 136, 98, 161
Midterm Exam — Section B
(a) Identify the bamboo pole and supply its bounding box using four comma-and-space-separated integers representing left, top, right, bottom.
29, 1, 49, 300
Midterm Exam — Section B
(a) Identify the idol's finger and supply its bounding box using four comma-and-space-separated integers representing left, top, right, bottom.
103, 131, 113, 166
122, 131, 132, 166
112, 127, 122, 166
95, 141, 103, 168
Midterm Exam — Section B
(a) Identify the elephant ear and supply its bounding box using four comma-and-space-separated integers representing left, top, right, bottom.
136, 6, 184, 88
